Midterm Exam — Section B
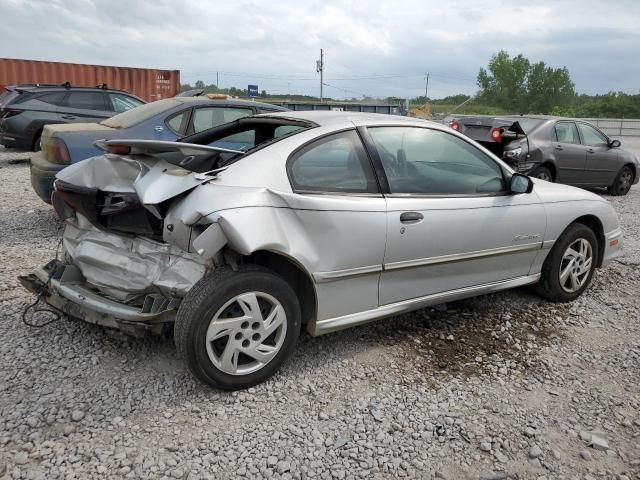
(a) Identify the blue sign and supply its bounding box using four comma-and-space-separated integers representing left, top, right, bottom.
248, 85, 259, 98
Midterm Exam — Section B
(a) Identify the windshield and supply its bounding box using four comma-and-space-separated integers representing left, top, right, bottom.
101, 98, 182, 128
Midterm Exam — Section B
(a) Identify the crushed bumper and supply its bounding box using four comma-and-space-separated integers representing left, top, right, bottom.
19, 260, 178, 336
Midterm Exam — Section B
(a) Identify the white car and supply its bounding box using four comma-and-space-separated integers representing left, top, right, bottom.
20, 111, 623, 390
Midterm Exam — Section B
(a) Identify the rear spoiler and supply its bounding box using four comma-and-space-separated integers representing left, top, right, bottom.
94, 139, 246, 156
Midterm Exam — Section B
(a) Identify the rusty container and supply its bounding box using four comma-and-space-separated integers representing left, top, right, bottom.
0, 58, 180, 101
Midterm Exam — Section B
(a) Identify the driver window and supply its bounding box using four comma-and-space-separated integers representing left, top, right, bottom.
577, 123, 608, 147
368, 127, 506, 195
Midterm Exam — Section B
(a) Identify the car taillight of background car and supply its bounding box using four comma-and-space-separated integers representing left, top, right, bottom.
42, 137, 71, 164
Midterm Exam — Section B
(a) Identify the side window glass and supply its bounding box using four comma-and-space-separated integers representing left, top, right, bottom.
192, 107, 252, 134
554, 122, 580, 145
36, 92, 67, 106
166, 110, 190, 135
275, 125, 304, 138
369, 127, 506, 195
578, 123, 608, 147
109, 94, 144, 113
288, 130, 378, 194
64, 92, 107, 111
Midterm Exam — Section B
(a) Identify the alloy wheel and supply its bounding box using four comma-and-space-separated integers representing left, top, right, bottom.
617, 170, 632, 194
559, 238, 593, 293
205, 291, 287, 375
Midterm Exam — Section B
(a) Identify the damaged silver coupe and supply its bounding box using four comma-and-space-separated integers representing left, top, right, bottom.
20, 111, 623, 390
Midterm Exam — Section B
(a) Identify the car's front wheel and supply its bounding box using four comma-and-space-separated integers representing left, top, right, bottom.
175, 265, 301, 390
530, 166, 553, 182
536, 223, 598, 302
608, 165, 634, 196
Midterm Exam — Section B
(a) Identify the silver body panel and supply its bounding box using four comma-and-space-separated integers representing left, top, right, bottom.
47, 112, 623, 335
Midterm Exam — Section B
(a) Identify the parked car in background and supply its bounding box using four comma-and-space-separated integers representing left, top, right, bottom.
0, 83, 144, 151
20, 111, 623, 390
450, 115, 639, 195
30, 97, 287, 203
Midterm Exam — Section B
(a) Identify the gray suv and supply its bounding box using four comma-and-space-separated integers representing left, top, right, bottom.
0, 83, 144, 151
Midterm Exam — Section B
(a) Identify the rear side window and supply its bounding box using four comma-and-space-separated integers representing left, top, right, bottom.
191, 107, 253, 134
108, 93, 144, 113
553, 122, 580, 144
166, 109, 190, 135
64, 92, 107, 110
36, 92, 67, 106
288, 130, 379, 194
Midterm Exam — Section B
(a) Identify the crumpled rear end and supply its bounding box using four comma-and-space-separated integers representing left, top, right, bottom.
63, 214, 206, 302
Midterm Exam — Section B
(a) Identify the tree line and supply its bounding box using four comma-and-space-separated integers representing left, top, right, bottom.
182, 52, 640, 118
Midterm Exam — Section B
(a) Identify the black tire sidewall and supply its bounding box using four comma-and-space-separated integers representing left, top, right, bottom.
540, 224, 598, 302
609, 166, 633, 196
532, 166, 552, 182
178, 268, 301, 390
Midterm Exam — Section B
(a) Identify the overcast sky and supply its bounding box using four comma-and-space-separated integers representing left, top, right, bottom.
1, 0, 639, 99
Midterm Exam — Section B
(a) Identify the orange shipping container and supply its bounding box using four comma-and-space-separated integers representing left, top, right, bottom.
0, 58, 180, 102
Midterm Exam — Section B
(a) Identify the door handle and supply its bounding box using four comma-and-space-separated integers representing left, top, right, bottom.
555, 145, 563, 151
587, 148, 595, 153
61, 115, 76, 120
400, 212, 424, 223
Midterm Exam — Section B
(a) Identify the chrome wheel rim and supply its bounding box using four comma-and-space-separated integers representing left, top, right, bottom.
205, 292, 287, 375
559, 238, 593, 293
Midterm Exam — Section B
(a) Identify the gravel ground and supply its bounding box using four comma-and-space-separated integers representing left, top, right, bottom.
0, 148, 639, 480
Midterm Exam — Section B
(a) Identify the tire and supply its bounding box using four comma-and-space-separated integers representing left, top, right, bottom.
607, 165, 634, 196
535, 223, 598, 302
530, 166, 553, 182
32, 131, 42, 152
175, 265, 301, 390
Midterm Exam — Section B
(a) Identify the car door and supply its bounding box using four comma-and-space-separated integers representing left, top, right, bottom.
577, 122, 619, 186
58, 91, 112, 123
285, 129, 387, 320
364, 125, 546, 306
551, 121, 587, 184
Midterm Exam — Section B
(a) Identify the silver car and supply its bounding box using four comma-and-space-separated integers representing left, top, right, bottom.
20, 112, 623, 390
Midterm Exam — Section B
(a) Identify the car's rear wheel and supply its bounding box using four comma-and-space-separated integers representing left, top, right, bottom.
531, 166, 553, 182
174, 265, 301, 390
32, 131, 42, 152
536, 223, 598, 302
607, 165, 634, 196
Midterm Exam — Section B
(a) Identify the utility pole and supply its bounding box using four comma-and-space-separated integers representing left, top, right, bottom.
424, 72, 430, 102
216, 71, 219, 91
316, 49, 324, 102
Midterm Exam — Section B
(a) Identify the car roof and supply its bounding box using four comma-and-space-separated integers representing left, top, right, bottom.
172, 97, 288, 110
259, 110, 439, 128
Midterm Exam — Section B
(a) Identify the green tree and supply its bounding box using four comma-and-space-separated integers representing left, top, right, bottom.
477, 51, 530, 112
477, 51, 575, 114
195, 80, 205, 89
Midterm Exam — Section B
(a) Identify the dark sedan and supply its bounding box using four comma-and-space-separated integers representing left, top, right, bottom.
450, 116, 639, 195
30, 97, 287, 203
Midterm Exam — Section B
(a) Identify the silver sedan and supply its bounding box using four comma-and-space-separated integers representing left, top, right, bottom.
21, 111, 623, 390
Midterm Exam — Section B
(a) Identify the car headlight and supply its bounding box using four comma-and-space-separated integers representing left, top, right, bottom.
503, 147, 522, 159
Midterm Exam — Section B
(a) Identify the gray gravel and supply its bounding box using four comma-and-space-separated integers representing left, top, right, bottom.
1, 150, 639, 480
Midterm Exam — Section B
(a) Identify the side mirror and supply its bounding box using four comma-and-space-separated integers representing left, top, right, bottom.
609, 139, 621, 148
510, 173, 534, 194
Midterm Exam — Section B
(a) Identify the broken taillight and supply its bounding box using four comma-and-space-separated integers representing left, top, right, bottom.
490, 127, 503, 143
43, 137, 71, 165
107, 144, 131, 155
450, 121, 460, 131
